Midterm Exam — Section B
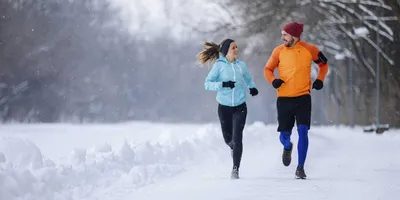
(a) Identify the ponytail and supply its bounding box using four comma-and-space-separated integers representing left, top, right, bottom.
197, 41, 221, 65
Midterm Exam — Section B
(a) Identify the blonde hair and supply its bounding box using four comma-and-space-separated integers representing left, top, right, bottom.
196, 41, 220, 65
197, 39, 232, 65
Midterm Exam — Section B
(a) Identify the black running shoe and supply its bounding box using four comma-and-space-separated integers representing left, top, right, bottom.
282, 142, 293, 166
295, 166, 307, 179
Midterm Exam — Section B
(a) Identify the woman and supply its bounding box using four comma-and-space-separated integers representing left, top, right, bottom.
197, 38, 258, 179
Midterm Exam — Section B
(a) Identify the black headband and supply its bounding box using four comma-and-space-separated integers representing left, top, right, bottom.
220, 39, 234, 56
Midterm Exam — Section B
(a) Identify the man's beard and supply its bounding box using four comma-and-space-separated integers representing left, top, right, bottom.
283, 38, 295, 47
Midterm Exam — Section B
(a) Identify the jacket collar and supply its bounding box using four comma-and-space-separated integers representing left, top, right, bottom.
216, 56, 239, 64
284, 40, 301, 49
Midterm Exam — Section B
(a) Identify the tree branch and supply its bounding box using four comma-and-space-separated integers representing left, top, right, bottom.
382, 0, 400, 23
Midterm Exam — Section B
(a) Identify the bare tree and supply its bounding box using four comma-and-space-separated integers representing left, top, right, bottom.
206, 0, 400, 127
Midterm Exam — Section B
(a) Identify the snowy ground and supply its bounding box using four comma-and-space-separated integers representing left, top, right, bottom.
0, 121, 399, 200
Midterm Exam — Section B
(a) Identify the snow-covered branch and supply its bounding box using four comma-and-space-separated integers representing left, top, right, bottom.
360, 0, 392, 10
360, 34, 395, 65
362, 16, 398, 21
358, 4, 393, 36
337, 23, 377, 77
325, 1, 394, 41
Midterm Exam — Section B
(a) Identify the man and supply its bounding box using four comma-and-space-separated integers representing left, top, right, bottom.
263, 22, 328, 179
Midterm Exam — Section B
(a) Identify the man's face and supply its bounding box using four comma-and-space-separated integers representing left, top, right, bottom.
281, 30, 296, 47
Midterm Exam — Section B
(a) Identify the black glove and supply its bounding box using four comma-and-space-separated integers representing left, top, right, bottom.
272, 79, 284, 89
250, 88, 258, 96
222, 81, 235, 89
312, 79, 323, 90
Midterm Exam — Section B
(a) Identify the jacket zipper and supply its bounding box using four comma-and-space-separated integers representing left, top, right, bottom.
231, 63, 236, 106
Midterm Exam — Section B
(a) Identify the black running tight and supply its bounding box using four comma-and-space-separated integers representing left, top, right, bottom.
218, 102, 247, 169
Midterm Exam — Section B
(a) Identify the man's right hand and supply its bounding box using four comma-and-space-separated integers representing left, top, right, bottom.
272, 79, 284, 89
222, 81, 235, 89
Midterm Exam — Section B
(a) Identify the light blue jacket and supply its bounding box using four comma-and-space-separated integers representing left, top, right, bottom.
205, 56, 257, 107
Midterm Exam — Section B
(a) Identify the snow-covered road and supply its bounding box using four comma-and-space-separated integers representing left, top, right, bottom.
1, 122, 399, 200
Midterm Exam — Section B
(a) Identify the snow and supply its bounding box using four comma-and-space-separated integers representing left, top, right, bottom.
361, 35, 395, 65
358, 5, 393, 37
323, 40, 341, 50
0, 153, 5, 163
0, 137, 44, 169
0, 122, 399, 200
334, 53, 345, 60
320, 0, 394, 41
354, 27, 369, 37
360, 0, 392, 10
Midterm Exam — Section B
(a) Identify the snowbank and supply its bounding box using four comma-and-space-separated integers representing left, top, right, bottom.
0, 137, 43, 169
0, 137, 180, 200
3, 122, 388, 200
0, 122, 275, 200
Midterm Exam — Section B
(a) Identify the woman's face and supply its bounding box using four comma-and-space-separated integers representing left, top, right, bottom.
226, 42, 238, 59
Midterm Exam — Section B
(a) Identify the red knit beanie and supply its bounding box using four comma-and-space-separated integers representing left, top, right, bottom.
282, 22, 304, 38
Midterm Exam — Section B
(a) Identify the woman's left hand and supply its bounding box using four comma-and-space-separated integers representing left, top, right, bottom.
250, 88, 258, 96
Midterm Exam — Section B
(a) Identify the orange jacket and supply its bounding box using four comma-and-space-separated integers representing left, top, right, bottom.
264, 41, 329, 97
